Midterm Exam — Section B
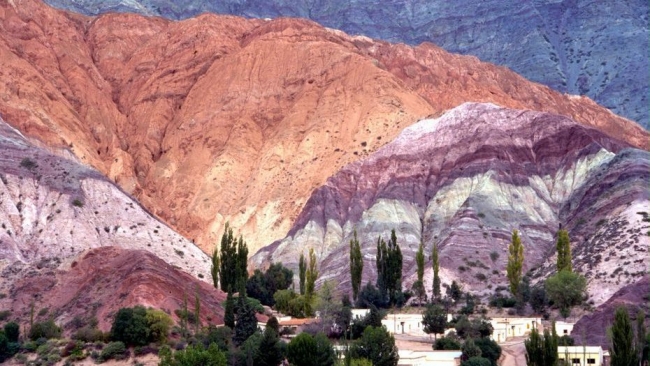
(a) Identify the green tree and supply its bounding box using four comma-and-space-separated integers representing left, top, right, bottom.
233, 288, 258, 346
462, 357, 492, 366
474, 338, 501, 366
525, 323, 559, 366
507, 229, 524, 299
556, 229, 572, 273
286, 332, 335, 366
545, 270, 586, 318
299, 252, 307, 295
110, 306, 149, 346
273, 289, 297, 314
219, 223, 249, 293
3, 322, 19, 343
350, 230, 364, 302
434, 336, 462, 350
610, 307, 637, 366
145, 309, 173, 344
432, 242, 441, 301
375, 230, 403, 306
447, 280, 463, 303
351, 326, 399, 366
247, 263, 294, 306
306, 248, 318, 300
412, 241, 426, 304
636, 310, 646, 366
530, 286, 548, 314
257, 317, 283, 366
211, 244, 220, 289
224, 290, 236, 329
462, 338, 482, 359
422, 304, 447, 340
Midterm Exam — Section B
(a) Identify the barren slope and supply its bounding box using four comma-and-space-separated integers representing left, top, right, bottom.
251, 103, 650, 306
0, 0, 647, 254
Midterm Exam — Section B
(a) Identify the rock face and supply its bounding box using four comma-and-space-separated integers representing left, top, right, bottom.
1, 0, 647, 255
0, 115, 211, 293
572, 276, 649, 349
4, 246, 225, 332
251, 103, 650, 306
42, 0, 650, 128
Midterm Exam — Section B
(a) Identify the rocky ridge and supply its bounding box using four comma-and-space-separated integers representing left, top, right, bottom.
42, 0, 650, 128
0, 116, 213, 321
1, 0, 647, 255
251, 103, 650, 307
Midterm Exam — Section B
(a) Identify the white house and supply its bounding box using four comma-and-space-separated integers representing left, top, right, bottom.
558, 346, 604, 366
555, 321, 575, 336
490, 317, 541, 343
381, 313, 453, 336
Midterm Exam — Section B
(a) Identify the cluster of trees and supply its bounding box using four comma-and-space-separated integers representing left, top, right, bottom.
504, 228, 587, 318
213, 223, 249, 293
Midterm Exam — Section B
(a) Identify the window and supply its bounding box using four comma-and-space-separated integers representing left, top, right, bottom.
564, 330, 569, 334
572, 358, 581, 364
587, 359, 596, 364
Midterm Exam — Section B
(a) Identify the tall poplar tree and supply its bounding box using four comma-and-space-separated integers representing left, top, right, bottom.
375, 229, 403, 306
305, 248, 318, 299
350, 230, 363, 301
413, 241, 426, 304
224, 290, 235, 329
556, 229, 572, 273
432, 242, 441, 301
211, 245, 220, 289
219, 223, 249, 292
299, 252, 306, 295
507, 229, 524, 298
610, 307, 637, 366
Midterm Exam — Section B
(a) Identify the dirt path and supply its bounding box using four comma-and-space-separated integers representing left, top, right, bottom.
500, 338, 527, 366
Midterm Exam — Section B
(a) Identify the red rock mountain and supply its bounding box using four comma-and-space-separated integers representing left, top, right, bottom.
0, 0, 647, 256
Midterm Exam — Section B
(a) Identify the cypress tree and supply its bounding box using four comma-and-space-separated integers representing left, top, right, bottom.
432, 242, 441, 301
224, 290, 235, 329
305, 248, 318, 299
611, 307, 637, 366
413, 241, 426, 304
507, 229, 524, 298
556, 229, 572, 273
233, 286, 258, 347
219, 223, 236, 292
236, 236, 249, 290
211, 244, 220, 289
299, 252, 307, 295
350, 230, 363, 301
375, 230, 403, 306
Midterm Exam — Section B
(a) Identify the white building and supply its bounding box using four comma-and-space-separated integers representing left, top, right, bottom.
490, 317, 541, 343
558, 346, 604, 366
381, 313, 453, 336
555, 321, 575, 336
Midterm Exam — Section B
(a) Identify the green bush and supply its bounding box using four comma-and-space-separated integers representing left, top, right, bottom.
474, 338, 501, 366
110, 306, 149, 346
29, 320, 62, 340
99, 341, 127, 362
158, 343, 226, 366
462, 356, 492, 366
0, 310, 10, 321
73, 326, 106, 342
434, 336, 462, 350
4, 322, 19, 342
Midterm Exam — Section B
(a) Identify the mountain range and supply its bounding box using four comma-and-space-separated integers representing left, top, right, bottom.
41, 0, 650, 129
0, 0, 647, 340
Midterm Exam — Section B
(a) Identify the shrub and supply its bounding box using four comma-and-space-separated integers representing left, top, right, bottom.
29, 320, 62, 340
474, 338, 501, 366
0, 310, 10, 321
4, 322, 19, 342
434, 336, 462, 350
72, 199, 84, 207
158, 343, 226, 366
462, 356, 492, 366
489, 251, 499, 262
99, 341, 128, 362
110, 306, 149, 346
20, 158, 37, 169
73, 326, 106, 342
